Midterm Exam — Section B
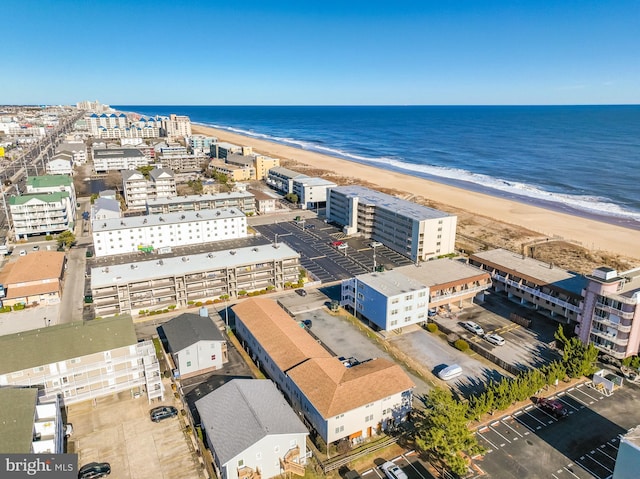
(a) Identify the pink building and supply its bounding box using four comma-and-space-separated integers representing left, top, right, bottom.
578, 267, 640, 359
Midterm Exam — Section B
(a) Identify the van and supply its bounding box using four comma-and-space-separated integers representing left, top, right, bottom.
438, 364, 463, 381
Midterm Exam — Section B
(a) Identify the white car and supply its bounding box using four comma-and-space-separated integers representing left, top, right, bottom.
369, 241, 383, 248
485, 333, 505, 346
462, 321, 484, 336
381, 462, 408, 479
337, 243, 348, 250
19, 250, 27, 256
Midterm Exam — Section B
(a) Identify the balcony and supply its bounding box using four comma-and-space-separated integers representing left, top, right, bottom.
238, 466, 261, 479
591, 316, 632, 333
595, 302, 635, 320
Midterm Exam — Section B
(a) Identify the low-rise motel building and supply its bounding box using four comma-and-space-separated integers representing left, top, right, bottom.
341, 258, 491, 331
91, 208, 247, 257
145, 191, 256, 216
90, 244, 300, 317
0, 251, 65, 307
326, 185, 457, 263
468, 248, 586, 326
0, 316, 163, 405
233, 298, 415, 446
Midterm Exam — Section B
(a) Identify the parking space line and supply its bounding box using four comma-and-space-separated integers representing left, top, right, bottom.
522, 408, 549, 428
596, 445, 616, 461
476, 431, 498, 450
489, 425, 512, 445
575, 387, 602, 402
512, 415, 536, 433
575, 459, 603, 479
501, 419, 524, 437
557, 395, 580, 411
563, 465, 583, 478
565, 391, 590, 408
586, 453, 613, 473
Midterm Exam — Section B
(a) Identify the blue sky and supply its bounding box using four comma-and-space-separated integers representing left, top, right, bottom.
2, 0, 639, 105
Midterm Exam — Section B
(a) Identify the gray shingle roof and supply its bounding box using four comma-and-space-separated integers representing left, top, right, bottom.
0, 388, 38, 453
195, 379, 308, 466
162, 313, 224, 353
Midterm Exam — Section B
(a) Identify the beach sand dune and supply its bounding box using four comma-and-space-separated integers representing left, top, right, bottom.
193, 125, 639, 271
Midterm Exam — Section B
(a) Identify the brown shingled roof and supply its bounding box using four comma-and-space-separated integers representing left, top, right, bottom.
288, 357, 415, 417
3, 252, 65, 285
233, 298, 415, 419
232, 298, 332, 372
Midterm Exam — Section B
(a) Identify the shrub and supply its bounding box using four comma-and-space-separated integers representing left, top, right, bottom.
163, 370, 171, 378
138, 310, 147, 316
12, 303, 25, 311
45, 235, 53, 241
454, 339, 469, 352
238, 290, 247, 296
187, 300, 195, 305
0, 306, 11, 313
426, 323, 438, 333
205, 300, 213, 305
195, 301, 203, 307
168, 305, 177, 310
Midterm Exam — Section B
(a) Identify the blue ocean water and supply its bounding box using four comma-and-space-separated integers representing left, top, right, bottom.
116, 105, 640, 228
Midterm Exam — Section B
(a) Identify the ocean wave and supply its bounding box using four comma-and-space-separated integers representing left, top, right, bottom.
195, 121, 640, 223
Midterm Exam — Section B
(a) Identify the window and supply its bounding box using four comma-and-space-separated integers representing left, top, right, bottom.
238, 459, 244, 467
365, 414, 374, 422
405, 294, 413, 300
211, 355, 216, 361
186, 361, 192, 367
335, 425, 344, 434
418, 291, 426, 297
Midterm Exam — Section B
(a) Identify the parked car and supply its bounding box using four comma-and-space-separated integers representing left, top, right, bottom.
428, 308, 437, 317
462, 320, 484, 336
337, 243, 348, 250
381, 461, 408, 479
331, 240, 344, 247
295, 288, 307, 297
536, 397, 568, 418
485, 333, 505, 346
64, 423, 73, 438
437, 364, 463, 381
149, 406, 178, 422
19, 250, 27, 256
78, 462, 111, 479
32, 245, 40, 251
369, 241, 383, 248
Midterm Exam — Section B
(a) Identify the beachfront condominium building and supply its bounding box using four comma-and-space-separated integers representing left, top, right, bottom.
122, 168, 176, 210
93, 147, 150, 173
266, 167, 309, 194
188, 134, 217, 155
0, 315, 164, 405
157, 151, 205, 172
86, 112, 129, 136
146, 191, 256, 215
211, 142, 245, 160
341, 259, 491, 331
91, 208, 247, 257
468, 249, 585, 326
327, 185, 457, 263
0, 388, 65, 454
225, 153, 280, 180
129, 116, 161, 138
209, 159, 253, 181
292, 177, 337, 210
233, 298, 415, 445
163, 114, 192, 139
90, 244, 300, 317
577, 267, 640, 359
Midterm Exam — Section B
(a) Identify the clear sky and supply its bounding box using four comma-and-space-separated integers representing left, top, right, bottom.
2, 0, 639, 105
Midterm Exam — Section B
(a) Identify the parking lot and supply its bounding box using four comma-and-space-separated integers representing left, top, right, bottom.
254, 219, 412, 283
67, 386, 203, 479
475, 381, 640, 478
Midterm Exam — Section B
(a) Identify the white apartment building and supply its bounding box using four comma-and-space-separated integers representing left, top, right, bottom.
146, 191, 256, 215
292, 177, 336, 210
57, 141, 88, 165
327, 185, 457, 262
90, 244, 300, 317
122, 168, 177, 210
189, 135, 217, 155
92, 208, 247, 257
86, 112, 129, 137
26, 175, 76, 202
163, 114, 192, 139
46, 154, 73, 175
341, 270, 430, 331
93, 147, 150, 173
233, 299, 415, 445
266, 167, 309, 194
157, 152, 205, 172
0, 316, 164, 405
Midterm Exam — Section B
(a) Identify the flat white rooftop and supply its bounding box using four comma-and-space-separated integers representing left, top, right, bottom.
146, 191, 254, 207
91, 243, 299, 289
330, 185, 454, 221
396, 258, 490, 287
354, 269, 427, 296
92, 208, 246, 232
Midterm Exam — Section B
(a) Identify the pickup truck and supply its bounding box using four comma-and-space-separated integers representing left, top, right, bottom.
536, 397, 568, 418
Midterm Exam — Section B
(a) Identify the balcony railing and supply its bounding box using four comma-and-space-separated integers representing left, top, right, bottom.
595, 301, 635, 319
494, 275, 581, 313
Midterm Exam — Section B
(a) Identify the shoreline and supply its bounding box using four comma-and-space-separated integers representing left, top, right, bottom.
191, 124, 639, 260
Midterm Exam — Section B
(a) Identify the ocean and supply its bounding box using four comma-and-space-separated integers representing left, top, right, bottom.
116, 105, 640, 228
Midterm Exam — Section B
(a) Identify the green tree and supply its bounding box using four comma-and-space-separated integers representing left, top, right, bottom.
57, 230, 76, 249
136, 165, 154, 179
414, 388, 484, 477
285, 193, 299, 204
555, 326, 598, 378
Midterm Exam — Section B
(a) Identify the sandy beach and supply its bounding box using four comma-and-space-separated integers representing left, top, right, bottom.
193, 124, 639, 262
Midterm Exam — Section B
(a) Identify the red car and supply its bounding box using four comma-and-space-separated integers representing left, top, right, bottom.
331, 241, 344, 247
536, 397, 568, 418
